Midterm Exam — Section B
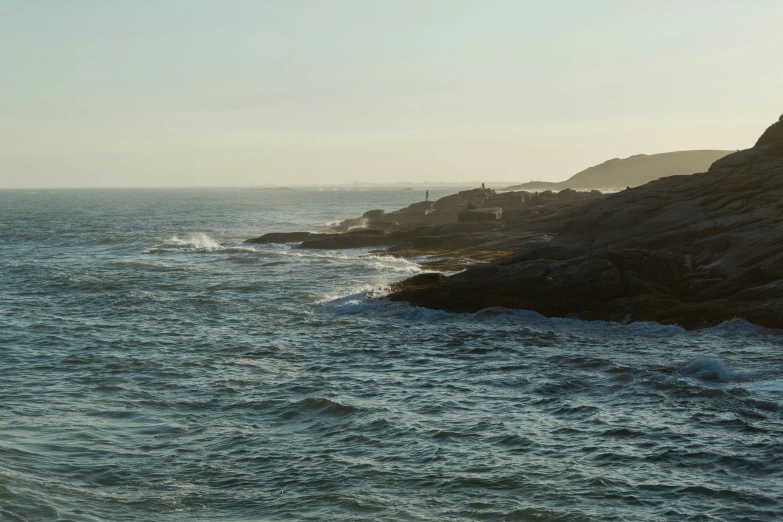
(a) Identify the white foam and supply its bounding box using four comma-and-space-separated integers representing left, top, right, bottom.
142, 233, 257, 254
703, 318, 766, 335
168, 233, 221, 250
266, 248, 423, 275
312, 292, 453, 322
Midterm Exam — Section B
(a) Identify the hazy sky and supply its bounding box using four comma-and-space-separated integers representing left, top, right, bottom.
2, 1, 781, 188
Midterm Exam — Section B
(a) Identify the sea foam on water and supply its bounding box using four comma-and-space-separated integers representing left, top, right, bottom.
168, 233, 222, 250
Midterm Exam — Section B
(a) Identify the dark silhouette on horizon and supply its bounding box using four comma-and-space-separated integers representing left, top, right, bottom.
504, 150, 733, 191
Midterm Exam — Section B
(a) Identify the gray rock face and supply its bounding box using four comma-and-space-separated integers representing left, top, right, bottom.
458, 208, 503, 222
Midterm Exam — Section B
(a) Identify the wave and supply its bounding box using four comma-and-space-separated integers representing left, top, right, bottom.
142, 233, 257, 254
677, 358, 744, 381
275, 248, 423, 274
313, 291, 454, 322
652, 359, 783, 406
314, 293, 695, 337
294, 397, 358, 415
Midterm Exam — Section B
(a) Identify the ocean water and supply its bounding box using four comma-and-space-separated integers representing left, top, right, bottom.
1, 188, 782, 521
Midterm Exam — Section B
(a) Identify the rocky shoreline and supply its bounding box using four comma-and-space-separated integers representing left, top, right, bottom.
248, 114, 783, 330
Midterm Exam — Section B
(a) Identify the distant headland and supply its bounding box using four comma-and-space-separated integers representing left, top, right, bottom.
503, 150, 733, 192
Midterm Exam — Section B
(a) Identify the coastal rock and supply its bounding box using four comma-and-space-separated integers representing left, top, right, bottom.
755, 113, 783, 149
458, 207, 503, 222
387, 272, 445, 293
300, 228, 389, 249
302, 185, 603, 235
390, 248, 689, 313
363, 209, 386, 220
246, 187, 602, 258
245, 232, 318, 244
390, 113, 783, 329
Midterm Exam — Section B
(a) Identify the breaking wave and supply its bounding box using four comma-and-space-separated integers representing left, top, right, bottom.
142, 233, 256, 254
678, 358, 744, 381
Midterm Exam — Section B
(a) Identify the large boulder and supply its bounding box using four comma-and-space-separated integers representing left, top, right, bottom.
363, 209, 385, 220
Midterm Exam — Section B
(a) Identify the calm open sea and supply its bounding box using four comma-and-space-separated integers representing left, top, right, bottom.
1, 188, 781, 521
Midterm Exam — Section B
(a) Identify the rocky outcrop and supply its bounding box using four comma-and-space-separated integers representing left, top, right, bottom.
349, 187, 602, 233
246, 232, 318, 244
390, 114, 783, 329
458, 208, 503, 222
377, 189, 490, 226
755, 113, 783, 151
246, 186, 603, 255
363, 209, 386, 220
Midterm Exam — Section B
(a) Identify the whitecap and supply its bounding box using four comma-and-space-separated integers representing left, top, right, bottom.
167, 233, 221, 250
142, 233, 258, 254
703, 318, 766, 335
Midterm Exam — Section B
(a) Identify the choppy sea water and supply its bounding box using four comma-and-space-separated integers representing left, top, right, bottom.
1, 188, 782, 521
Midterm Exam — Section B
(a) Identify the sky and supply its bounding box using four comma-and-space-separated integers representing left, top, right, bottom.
1, 1, 781, 188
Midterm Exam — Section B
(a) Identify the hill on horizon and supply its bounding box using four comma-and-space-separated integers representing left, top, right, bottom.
503, 150, 733, 191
